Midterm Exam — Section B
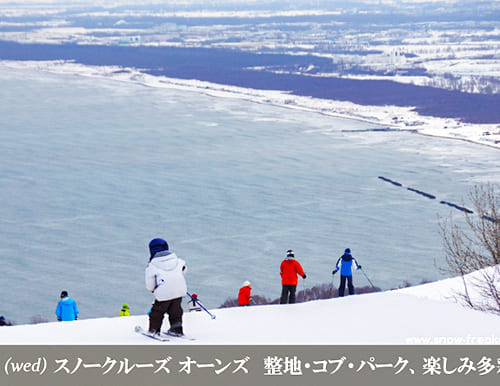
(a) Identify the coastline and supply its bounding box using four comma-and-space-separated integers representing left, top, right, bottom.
2, 59, 499, 150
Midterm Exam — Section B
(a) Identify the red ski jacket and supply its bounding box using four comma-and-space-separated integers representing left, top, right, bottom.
280, 258, 305, 285
238, 286, 252, 306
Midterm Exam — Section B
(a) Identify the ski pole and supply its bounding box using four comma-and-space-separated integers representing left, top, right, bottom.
330, 269, 338, 297
302, 277, 306, 302
359, 268, 375, 289
187, 292, 216, 320
330, 274, 335, 297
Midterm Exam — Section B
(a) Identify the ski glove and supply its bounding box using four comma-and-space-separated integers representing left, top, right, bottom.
357, 265, 362, 270
302, 274, 307, 279
332, 269, 338, 275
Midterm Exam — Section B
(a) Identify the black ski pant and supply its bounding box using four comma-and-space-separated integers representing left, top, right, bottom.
338, 275, 354, 297
280, 284, 297, 304
149, 297, 183, 334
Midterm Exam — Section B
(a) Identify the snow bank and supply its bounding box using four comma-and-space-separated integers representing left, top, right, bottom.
0, 276, 498, 345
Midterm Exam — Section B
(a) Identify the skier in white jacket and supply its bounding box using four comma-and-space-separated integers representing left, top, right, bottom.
145, 237, 187, 336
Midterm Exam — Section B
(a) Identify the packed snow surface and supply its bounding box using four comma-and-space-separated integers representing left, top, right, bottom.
0, 273, 498, 345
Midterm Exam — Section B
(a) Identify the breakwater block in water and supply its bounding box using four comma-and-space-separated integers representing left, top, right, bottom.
378, 176, 403, 187
439, 201, 474, 214
406, 187, 436, 199
482, 215, 498, 223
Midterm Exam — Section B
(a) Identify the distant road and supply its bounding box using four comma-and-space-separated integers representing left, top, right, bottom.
1, 40, 499, 124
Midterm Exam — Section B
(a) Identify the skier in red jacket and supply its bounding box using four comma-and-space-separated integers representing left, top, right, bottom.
238, 281, 252, 306
280, 250, 306, 304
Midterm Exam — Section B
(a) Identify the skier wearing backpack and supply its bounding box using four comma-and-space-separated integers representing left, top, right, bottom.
145, 237, 187, 336
280, 250, 306, 304
332, 248, 361, 297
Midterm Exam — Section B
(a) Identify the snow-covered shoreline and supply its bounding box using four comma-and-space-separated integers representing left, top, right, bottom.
2, 59, 499, 150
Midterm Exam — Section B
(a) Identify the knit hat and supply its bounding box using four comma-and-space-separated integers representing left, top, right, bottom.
191, 293, 198, 299
149, 238, 169, 258
60, 290, 68, 298
344, 248, 351, 255
243, 281, 251, 287
286, 249, 294, 257
122, 304, 129, 310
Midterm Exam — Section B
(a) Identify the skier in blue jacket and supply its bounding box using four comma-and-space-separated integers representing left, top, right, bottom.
333, 248, 361, 297
56, 291, 79, 321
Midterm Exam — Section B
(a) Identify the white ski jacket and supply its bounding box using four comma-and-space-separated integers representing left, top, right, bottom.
145, 251, 187, 301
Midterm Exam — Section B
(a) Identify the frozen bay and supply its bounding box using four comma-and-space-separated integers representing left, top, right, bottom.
0, 66, 499, 324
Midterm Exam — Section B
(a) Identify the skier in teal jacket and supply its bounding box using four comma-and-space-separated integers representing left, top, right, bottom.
56, 291, 79, 321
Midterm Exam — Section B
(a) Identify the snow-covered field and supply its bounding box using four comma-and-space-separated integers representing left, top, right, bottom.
0, 271, 498, 345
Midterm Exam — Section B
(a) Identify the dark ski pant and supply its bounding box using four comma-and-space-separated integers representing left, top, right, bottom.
339, 275, 354, 297
280, 284, 297, 304
149, 297, 183, 334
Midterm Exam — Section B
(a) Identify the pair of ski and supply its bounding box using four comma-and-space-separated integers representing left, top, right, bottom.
135, 325, 195, 342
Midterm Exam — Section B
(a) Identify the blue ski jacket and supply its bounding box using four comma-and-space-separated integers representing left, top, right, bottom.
56, 296, 79, 321
335, 254, 360, 276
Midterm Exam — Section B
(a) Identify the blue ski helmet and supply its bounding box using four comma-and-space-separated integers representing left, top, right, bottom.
344, 248, 351, 255
149, 238, 169, 258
